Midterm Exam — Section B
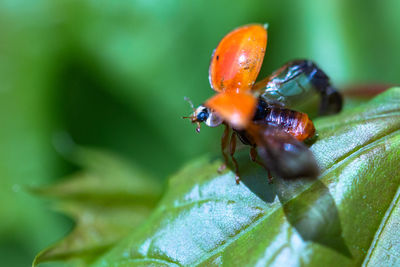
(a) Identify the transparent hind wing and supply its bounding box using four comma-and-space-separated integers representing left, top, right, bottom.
254, 125, 319, 180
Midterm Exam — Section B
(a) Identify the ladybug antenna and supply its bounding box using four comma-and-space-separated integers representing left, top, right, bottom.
184, 96, 195, 111
183, 96, 201, 133
183, 97, 196, 119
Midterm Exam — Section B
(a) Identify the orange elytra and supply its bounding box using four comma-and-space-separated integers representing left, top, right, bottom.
183, 24, 327, 184
206, 24, 268, 129
209, 24, 268, 93
205, 91, 257, 129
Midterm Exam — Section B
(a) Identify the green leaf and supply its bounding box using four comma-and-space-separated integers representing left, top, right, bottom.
89, 88, 400, 266
32, 148, 163, 267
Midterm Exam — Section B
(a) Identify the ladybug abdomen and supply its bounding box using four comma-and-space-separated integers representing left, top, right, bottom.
254, 107, 315, 141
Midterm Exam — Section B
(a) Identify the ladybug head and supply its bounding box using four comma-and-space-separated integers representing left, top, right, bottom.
183, 97, 223, 133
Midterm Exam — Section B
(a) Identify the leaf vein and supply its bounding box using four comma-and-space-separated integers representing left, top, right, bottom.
362, 183, 400, 266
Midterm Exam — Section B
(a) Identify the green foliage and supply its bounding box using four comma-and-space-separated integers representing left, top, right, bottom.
1, 1, 400, 266
33, 148, 162, 266
35, 88, 400, 266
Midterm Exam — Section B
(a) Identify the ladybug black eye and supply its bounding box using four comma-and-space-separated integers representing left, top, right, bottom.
197, 110, 209, 122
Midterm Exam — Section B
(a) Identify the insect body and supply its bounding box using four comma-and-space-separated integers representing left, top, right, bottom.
235, 100, 318, 180
238, 100, 315, 145
188, 101, 318, 183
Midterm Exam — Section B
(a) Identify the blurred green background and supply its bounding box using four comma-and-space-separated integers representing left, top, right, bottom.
1, 0, 399, 266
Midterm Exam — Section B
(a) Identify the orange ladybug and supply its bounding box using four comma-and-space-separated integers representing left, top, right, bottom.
184, 24, 342, 184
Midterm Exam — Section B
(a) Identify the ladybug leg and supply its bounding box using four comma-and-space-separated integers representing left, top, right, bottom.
250, 147, 273, 183
229, 131, 240, 184
218, 124, 230, 173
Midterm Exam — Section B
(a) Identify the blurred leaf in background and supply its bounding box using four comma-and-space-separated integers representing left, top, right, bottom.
33, 148, 162, 267
0, 0, 400, 266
